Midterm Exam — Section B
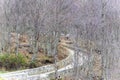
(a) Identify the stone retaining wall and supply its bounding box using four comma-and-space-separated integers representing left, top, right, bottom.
25, 49, 88, 80
0, 47, 74, 80
0, 47, 88, 80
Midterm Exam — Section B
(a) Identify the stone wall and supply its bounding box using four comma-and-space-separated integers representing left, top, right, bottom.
25, 49, 87, 80
0, 48, 74, 80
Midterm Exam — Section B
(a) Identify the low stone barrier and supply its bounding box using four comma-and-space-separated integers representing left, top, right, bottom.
49, 68, 74, 79
0, 73, 27, 80
3, 48, 86, 80
0, 46, 74, 80
27, 75, 49, 80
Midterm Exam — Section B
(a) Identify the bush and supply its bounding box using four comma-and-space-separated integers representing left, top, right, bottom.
29, 59, 42, 68
29, 60, 38, 68
0, 53, 28, 70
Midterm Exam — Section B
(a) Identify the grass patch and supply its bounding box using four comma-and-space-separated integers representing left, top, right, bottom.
0, 53, 54, 71
0, 53, 28, 71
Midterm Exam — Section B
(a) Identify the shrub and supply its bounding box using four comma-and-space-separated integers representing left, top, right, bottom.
29, 60, 41, 68
29, 60, 37, 68
0, 53, 28, 70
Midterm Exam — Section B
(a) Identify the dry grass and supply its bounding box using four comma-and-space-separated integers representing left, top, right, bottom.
1, 33, 69, 68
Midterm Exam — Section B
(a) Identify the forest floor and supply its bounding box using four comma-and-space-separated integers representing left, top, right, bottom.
10, 33, 68, 61
0, 33, 72, 72
0, 33, 102, 80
